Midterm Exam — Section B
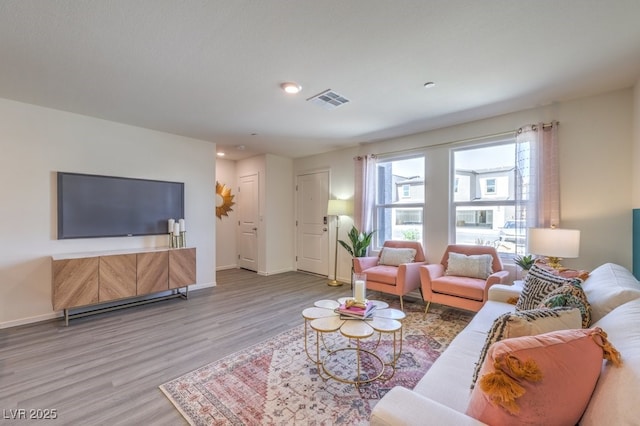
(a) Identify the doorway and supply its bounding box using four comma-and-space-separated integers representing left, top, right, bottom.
296, 170, 329, 276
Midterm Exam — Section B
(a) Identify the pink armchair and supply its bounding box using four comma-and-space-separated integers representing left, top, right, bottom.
420, 244, 509, 313
353, 240, 426, 310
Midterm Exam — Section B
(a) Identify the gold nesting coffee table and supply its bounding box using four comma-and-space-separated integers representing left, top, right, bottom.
302, 298, 405, 386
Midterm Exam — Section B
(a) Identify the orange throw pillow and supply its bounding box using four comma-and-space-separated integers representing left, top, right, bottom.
466, 327, 621, 425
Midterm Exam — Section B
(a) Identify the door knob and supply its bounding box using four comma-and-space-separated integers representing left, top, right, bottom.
252, 227, 258, 231
323, 228, 328, 231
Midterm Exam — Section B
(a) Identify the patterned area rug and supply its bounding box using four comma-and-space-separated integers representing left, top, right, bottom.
160, 300, 473, 425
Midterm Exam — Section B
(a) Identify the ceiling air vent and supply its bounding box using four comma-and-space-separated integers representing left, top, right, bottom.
307, 89, 350, 110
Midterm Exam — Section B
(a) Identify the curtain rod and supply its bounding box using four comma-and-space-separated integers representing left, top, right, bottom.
361, 121, 558, 158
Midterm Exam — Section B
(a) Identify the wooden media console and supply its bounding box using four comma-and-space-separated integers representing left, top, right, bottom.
51, 247, 196, 325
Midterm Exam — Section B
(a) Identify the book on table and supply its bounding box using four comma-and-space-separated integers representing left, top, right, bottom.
335, 300, 376, 319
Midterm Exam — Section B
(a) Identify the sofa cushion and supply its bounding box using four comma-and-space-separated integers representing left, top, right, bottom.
466, 328, 619, 426
446, 252, 493, 279
516, 263, 578, 311
362, 265, 398, 285
538, 280, 591, 328
470, 307, 582, 388
580, 298, 640, 425
378, 247, 416, 266
581, 262, 640, 323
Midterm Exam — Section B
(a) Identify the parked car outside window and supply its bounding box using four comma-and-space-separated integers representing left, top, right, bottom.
499, 220, 526, 243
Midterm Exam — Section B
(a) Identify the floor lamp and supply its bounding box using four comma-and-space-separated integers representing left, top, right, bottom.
327, 199, 351, 286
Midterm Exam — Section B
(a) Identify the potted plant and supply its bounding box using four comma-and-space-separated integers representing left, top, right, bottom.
339, 226, 375, 257
513, 254, 535, 274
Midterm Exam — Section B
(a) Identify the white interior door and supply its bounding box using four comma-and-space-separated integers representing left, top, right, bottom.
296, 171, 329, 275
238, 173, 259, 271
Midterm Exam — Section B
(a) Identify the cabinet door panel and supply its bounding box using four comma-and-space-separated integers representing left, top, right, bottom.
169, 248, 196, 289
137, 251, 168, 294
52, 257, 99, 310
99, 254, 137, 301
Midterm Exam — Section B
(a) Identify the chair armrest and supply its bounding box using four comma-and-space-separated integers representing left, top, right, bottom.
482, 270, 510, 302
370, 386, 488, 426
486, 270, 510, 286
419, 264, 445, 300
353, 256, 378, 272
396, 261, 426, 293
419, 263, 445, 285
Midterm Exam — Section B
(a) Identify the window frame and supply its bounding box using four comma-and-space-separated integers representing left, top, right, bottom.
450, 137, 520, 258
372, 153, 426, 251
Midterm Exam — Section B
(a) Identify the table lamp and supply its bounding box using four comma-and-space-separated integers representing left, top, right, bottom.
527, 227, 581, 270
327, 199, 352, 286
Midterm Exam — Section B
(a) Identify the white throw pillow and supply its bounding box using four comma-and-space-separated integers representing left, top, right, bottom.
446, 252, 493, 279
378, 247, 416, 266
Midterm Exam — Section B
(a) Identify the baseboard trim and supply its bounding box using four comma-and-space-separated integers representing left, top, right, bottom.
0, 282, 216, 329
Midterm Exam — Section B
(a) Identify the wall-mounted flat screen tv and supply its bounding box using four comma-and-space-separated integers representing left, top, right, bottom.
57, 172, 184, 239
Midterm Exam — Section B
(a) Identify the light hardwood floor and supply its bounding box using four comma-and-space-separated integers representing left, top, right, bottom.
0, 269, 381, 425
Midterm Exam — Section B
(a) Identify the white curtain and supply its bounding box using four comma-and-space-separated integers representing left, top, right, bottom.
353, 154, 376, 234
515, 121, 560, 232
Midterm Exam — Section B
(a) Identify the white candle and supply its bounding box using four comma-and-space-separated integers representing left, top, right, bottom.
354, 280, 366, 303
179, 218, 186, 232
168, 218, 175, 234
173, 222, 180, 236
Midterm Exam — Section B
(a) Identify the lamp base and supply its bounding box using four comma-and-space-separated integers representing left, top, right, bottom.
546, 256, 564, 270
327, 280, 344, 287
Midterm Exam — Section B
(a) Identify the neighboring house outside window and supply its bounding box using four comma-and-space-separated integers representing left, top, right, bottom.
373, 155, 425, 248
451, 139, 526, 256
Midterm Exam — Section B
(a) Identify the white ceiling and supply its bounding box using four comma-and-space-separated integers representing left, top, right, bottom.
1, 1, 640, 160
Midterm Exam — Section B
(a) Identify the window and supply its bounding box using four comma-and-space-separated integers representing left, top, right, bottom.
485, 178, 496, 194
401, 184, 411, 199
452, 140, 524, 256
374, 155, 425, 247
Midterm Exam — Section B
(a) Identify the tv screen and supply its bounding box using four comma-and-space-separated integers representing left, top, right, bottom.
57, 172, 184, 239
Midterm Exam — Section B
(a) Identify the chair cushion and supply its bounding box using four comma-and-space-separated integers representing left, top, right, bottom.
431, 276, 485, 301
363, 265, 398, 285
446, 252, 493, 279
379, 247, 416, 266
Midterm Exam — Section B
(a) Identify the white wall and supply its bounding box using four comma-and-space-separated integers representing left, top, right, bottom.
236, 154, 295, 275
215, 158, 238, 270
264, 154, 294, 275
295, 88, 635, 273
633, 79, 640, 208
0, 98, 216, 328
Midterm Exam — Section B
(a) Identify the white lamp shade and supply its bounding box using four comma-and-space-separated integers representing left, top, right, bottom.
327, 199, 352, 216
527, 228, 581, 258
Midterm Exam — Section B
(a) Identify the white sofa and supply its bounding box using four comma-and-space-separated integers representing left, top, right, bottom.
370, 263, 640, 425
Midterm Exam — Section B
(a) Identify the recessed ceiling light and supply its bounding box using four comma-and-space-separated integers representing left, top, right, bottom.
423, 81, 436, 88
281, 82, 302, 94
217, 152, 225, 157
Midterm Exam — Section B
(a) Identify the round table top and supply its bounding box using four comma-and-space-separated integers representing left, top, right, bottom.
304, 298, 404, 338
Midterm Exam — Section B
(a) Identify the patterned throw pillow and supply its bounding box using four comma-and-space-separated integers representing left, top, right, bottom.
538, 280, 592, 328
445, 252, 493, 279
516, 263, 577, 311
470, 307, 582, 388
